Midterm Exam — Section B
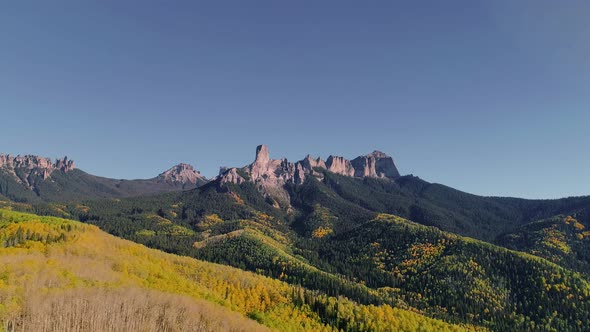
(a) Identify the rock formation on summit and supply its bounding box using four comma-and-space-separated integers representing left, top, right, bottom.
158, 163, 206, 185
0, 154, 76, 185
325, 156, 355, 177
294, 155, 327, 184
55, 156, 76, 172
0, 154, 75, 174
351, 151, 400, 179
217, 145, 401, 206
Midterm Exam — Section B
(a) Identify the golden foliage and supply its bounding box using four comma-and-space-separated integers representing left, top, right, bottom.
564, 216, 585, 231
401, 242, 445, 269
311, 226, 333, 239
135, 229, 156, 237
375, 213, 409, 225
541, 226, 571, 255
252, 212, 275, 226
199, 214, 224, 228
229, 192, 245, 205
0, 209, 476, 332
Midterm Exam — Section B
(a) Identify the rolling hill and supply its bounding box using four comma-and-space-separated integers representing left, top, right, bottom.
498, 215, 590, 277
0, 209, 474, 332
20, 178, 589, 331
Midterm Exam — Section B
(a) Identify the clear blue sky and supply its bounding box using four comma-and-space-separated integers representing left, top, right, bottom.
1, 1, 589, 199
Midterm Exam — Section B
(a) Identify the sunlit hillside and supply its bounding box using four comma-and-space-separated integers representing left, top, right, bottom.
0, 209, 475, 332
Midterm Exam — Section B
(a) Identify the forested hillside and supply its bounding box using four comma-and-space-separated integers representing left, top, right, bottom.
0, 165, 206, 203
498, 215, 590, 277
0, 209, 473, 332
4, 166, 590, 331
4, 176, 589, 331
293, 172, 590, 242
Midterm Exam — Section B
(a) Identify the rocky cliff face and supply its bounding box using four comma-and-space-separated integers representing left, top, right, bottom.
325, 156, 355, 177
55, 156, 76, 172
0, 155, 75, 174
158, 163, 206, 185
219, 168, 247, 185
294, 155, 327, 184
351, 151, 400, 179
0, 154, 75, 186
217, 145, 401, 206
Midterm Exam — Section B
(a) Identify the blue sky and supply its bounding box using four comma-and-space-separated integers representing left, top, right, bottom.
1, 1, 589, 199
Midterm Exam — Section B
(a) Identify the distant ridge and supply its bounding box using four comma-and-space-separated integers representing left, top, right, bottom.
0, 153, 207, 202
0, 146, 402, 203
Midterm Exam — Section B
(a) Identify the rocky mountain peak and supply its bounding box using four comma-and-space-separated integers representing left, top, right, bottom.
351, 151, 399, 179
219, 167, 246, 185
0, 154, 76, 187
293, 155, 327, 184
368, 150, 388, 158
159, 163, 206, 184
217, 145, 401, 206
301, 155, 326, 169
255, 144, 270, 164
0, 154, 75, 174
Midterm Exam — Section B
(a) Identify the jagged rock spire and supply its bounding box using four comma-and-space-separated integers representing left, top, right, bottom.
255, 144, 270, 164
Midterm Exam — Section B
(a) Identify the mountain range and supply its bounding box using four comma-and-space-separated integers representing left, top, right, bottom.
0, 145, 402, 203
2, 145, 590, 331
0, 153, 207, 202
